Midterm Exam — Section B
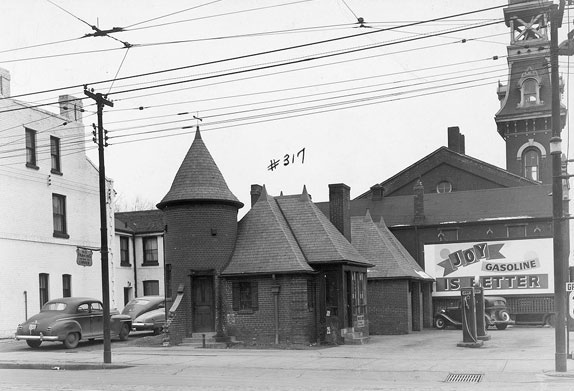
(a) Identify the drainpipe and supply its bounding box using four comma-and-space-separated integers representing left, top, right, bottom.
132, 233, 138, 297
271, 274, 280, 344
23, 291, 28, 321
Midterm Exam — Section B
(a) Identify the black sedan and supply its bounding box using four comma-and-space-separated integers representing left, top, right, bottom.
15, 297, 132, 349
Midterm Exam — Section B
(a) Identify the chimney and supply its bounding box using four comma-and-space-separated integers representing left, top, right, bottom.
447, 126, 465, 154
413, 179, 425, 225
329, 183, 351, 242
250, 184, 263, 207
58, 95, 83, 122
0, 68, 10, 97
370, 184, 384, 201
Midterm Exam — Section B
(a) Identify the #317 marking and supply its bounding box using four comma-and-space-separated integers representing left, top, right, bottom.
268, 148, 305, 171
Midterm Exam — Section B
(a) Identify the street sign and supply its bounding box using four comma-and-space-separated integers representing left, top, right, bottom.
569, 291, 574, 320
566, 282, 574, 291
76, 247, 93, 267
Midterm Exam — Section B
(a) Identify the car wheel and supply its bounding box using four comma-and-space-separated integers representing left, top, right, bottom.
484, 316, 491, 330
63, 332, 80, 349
498, 310, 511, 322
496, 324, 508, 330
434, 317, 446, 329
119, 323, 130, 341
545, 314, 556, 327
26, 340, 42, 349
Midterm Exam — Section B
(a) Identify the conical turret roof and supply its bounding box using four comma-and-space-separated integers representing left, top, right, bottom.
157, 129, 243, 209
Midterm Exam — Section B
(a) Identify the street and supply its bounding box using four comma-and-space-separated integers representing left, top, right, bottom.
1, 327, 574, 390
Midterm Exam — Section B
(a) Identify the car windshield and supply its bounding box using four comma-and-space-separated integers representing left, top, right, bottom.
42, 302, 67, 311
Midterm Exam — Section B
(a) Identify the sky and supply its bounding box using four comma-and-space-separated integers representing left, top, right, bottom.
1, 0, 573, 215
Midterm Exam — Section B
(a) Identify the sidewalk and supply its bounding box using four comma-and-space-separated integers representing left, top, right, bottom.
2, 327, 574, 388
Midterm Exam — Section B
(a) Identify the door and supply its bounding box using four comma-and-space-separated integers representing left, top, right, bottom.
192, 276, 215, 332
90, 302, 104, 337
345, 271, 353, 328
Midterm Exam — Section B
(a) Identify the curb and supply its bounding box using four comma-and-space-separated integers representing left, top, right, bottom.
0, 361, 132, 371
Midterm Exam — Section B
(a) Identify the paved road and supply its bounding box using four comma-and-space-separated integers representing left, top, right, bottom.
1, 326, 574, 390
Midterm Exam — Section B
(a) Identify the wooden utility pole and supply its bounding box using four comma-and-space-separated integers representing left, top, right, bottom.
84, 89, 114, 364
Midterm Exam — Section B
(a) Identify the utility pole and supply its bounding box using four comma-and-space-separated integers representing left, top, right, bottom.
550, 0, 568, 373
84, 88, 114, 364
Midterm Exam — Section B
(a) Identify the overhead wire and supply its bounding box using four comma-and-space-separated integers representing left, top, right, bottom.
122, 0, 314, 32
124, 0, 224, 29
0, 18, 504, 115
1, 2, 509, 102
106, 64, 509, 135
105, 19, 505, 97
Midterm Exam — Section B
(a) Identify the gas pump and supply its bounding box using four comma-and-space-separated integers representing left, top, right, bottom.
474, 286, 491, 341
457, 287, 483, 348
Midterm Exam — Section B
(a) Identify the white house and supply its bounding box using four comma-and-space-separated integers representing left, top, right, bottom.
0, 68, 116, 337
114, 210, 166, 306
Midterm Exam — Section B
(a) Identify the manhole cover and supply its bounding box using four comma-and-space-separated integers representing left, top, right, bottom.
444, 373, 483, 383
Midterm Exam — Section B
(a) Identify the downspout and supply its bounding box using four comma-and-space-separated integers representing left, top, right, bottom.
132, 233, 138, 297
271, 274, 280, 345
23, 291, 28, 321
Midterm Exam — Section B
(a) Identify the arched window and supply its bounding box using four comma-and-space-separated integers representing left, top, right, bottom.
523, 148, 540, 181
522, 79, 538, 105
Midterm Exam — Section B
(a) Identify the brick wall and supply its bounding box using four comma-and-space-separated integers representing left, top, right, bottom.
368, 279, 412, 335
163, 203, 238, 343
221, 275, 316, 345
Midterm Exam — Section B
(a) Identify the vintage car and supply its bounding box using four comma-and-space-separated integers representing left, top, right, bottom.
122, 296, 166, 334
133, 307, 166, 335
434, 296, 513, 331
15, 297, 132, 349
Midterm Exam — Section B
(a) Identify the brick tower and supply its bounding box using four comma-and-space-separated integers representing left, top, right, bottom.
495, 0, 567, 184
157, 128, 243, 343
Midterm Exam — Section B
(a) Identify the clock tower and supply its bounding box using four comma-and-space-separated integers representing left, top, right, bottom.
495, 0, 566, 184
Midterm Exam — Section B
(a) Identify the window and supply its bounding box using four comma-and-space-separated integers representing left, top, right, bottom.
77, 303, 89, 313
120, 236, 130, 266
232, 281, 258, 311
520, 78, 540, 107
39, 273, 49, 308
91, 302, 103, 313
62, 274, 71, 297
438, 229, 459, 242
25, 128, 37, 168
352, 271, 367, 318
50, 136, 61, 173
507, 225, 527, 238
143, 237, 158, 265
143, 280, 160, 296
123, 287, 132, 306
524, 149, 540, 181
52, 194, 68, 238
436, 181, 452, 193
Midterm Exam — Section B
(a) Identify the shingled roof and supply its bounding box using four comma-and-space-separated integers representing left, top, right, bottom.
156, 129, 243, 209
276, 187, 372, 267
115, 210, 165, 234
352, 211, 432, 280
345, 184, 552, 227
222, 186, 314, 276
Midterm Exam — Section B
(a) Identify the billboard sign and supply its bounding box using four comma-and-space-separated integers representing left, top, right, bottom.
424, 238, 553, 297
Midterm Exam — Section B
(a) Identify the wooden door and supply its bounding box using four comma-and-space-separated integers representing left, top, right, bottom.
192, 276, 215, 332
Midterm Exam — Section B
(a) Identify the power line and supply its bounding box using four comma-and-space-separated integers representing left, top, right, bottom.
105, 20, 504, 97
1, 3, 509, 102
124, 0, 224, 29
